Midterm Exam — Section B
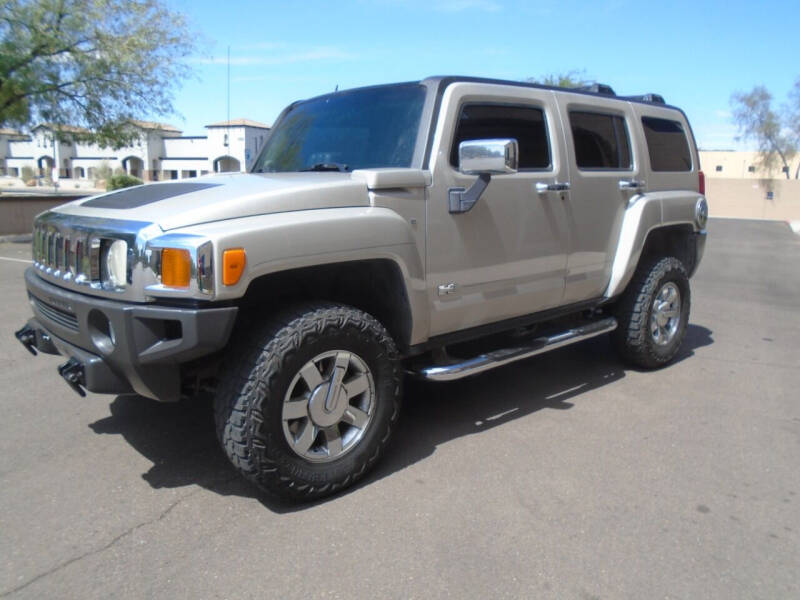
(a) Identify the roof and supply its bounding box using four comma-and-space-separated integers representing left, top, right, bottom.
205, 118, 271, 129
32, 123, 90, 134
421, 76, 676, 109
128, 119, 182, 133
0, 127, 25, 137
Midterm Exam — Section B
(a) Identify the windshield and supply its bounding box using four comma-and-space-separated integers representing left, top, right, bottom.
251, 83, 426, 173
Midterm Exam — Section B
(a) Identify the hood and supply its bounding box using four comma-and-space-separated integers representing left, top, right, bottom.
50, 172, 370, 230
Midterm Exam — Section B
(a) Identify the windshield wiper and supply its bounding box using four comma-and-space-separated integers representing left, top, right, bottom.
300, 162, 350, 172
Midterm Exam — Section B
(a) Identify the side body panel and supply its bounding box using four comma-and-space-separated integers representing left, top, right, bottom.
604, 104, 705, 298
424, 82, 570, 336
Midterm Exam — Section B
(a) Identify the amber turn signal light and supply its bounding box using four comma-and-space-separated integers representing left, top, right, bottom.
223, 248, 246, 286
161, 248, 192, 288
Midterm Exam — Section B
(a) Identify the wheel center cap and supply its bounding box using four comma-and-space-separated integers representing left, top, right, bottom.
308, 383, 347, 427
655, 302, 671, 327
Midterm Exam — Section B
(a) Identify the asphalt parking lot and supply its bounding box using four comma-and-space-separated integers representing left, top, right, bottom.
1, 218, 798, 599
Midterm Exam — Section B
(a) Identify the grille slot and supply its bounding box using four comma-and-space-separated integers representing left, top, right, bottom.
32, 296, 79, 332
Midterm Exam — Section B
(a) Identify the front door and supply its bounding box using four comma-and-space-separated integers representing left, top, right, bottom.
426, 83, 569, 337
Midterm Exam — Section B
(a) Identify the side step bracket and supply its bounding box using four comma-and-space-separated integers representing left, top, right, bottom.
410, 317, 617, 382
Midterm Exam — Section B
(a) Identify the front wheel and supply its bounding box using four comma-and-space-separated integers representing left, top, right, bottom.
612, 256, 691, 369
214, 303, 402, 500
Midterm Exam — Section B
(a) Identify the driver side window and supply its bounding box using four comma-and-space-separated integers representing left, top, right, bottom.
449, 104, 551, 170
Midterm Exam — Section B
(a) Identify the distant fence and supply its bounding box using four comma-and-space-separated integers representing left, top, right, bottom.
706, 178, 800, 221
0, 195, 85, 235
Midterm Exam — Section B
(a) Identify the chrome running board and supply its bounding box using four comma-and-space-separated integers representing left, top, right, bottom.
410, 317, 617, 382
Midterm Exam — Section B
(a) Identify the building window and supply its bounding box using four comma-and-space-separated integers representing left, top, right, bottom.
747, 166, 755, 172
715, 165, 723, 172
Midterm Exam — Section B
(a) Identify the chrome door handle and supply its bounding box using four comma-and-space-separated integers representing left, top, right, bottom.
619, 179, 645, 191
536, 182, 571, 194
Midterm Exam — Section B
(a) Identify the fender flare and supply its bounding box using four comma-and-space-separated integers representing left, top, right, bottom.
604, 192, 704, 299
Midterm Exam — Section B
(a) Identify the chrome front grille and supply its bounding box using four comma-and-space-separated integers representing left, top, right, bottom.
30, 212, 160, 301
33, 224, 101, 283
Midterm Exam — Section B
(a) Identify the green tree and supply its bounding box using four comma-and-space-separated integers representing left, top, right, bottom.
0, 0, 196, 148
526, 69, 594, 88
783, 78, 800, 178
730, 84, 797, 179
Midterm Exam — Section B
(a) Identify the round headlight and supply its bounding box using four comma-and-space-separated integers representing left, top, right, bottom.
105, 239, 128, 288
695, 197, 708, 229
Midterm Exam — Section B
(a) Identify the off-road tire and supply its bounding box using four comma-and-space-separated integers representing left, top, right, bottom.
612, 256, 690, 369
214, 302, 402, 501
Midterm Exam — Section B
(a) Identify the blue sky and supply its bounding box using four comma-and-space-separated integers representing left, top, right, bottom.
168, 0, 799, 150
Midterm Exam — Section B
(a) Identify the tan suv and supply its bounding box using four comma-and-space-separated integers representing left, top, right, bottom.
16, 76, 707, 500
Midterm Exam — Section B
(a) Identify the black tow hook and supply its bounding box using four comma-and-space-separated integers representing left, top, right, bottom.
15, 325, 38, 355
58, 358, 87, 397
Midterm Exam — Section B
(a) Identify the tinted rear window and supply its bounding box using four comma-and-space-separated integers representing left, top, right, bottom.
450, 104, 550, 169
641, 117, 692, 171
569, 112, 631, 169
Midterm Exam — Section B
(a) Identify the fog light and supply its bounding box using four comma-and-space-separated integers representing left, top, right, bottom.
105, 239, 128, 288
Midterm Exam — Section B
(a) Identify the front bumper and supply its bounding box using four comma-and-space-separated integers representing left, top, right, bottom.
20, 268, 238, 401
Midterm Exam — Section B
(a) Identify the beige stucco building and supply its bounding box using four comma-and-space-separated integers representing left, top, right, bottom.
0, 118, 270, 183
699, 150, 800, 180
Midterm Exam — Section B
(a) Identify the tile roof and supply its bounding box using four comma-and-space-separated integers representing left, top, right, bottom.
205, 118, 271, 129
128, 119, 182, 132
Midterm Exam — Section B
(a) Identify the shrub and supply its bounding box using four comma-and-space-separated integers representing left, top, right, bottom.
21, 166, 34, 182
108, 174, 143, 190
94, 161, 112, 187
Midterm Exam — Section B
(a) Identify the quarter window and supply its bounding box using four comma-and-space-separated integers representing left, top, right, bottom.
450, 104, 550, 169
569, 112, 631, 169
641, 117, 692, 171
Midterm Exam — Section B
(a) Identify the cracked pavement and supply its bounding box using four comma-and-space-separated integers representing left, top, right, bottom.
1, 218, 799, 599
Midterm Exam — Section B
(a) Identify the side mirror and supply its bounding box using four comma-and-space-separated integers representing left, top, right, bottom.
450, 138, 518, 214
458, 138, 518, 175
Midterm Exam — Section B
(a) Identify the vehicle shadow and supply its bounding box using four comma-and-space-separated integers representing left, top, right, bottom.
88, 324, 713, 513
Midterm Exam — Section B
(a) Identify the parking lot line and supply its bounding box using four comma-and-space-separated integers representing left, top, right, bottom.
0, 256, 33, 264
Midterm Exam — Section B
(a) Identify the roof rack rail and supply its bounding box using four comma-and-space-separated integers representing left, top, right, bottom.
576, 83, 616, 96
623, 93, 666, 104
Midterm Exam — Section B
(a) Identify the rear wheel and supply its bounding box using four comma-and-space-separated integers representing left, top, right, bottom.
613, 256, 690, 369
214, 303, 402, 500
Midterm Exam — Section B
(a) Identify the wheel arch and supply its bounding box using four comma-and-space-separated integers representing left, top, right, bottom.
605, 193, 704, 300
238, 258, 417, 352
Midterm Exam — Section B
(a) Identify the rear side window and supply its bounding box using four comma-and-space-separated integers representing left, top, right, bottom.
569, 112, 631, 169
641, 117, 692, 171
450, 104, 550, 169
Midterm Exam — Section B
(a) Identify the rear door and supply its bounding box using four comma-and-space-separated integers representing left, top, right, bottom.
553, 94, 640, 303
